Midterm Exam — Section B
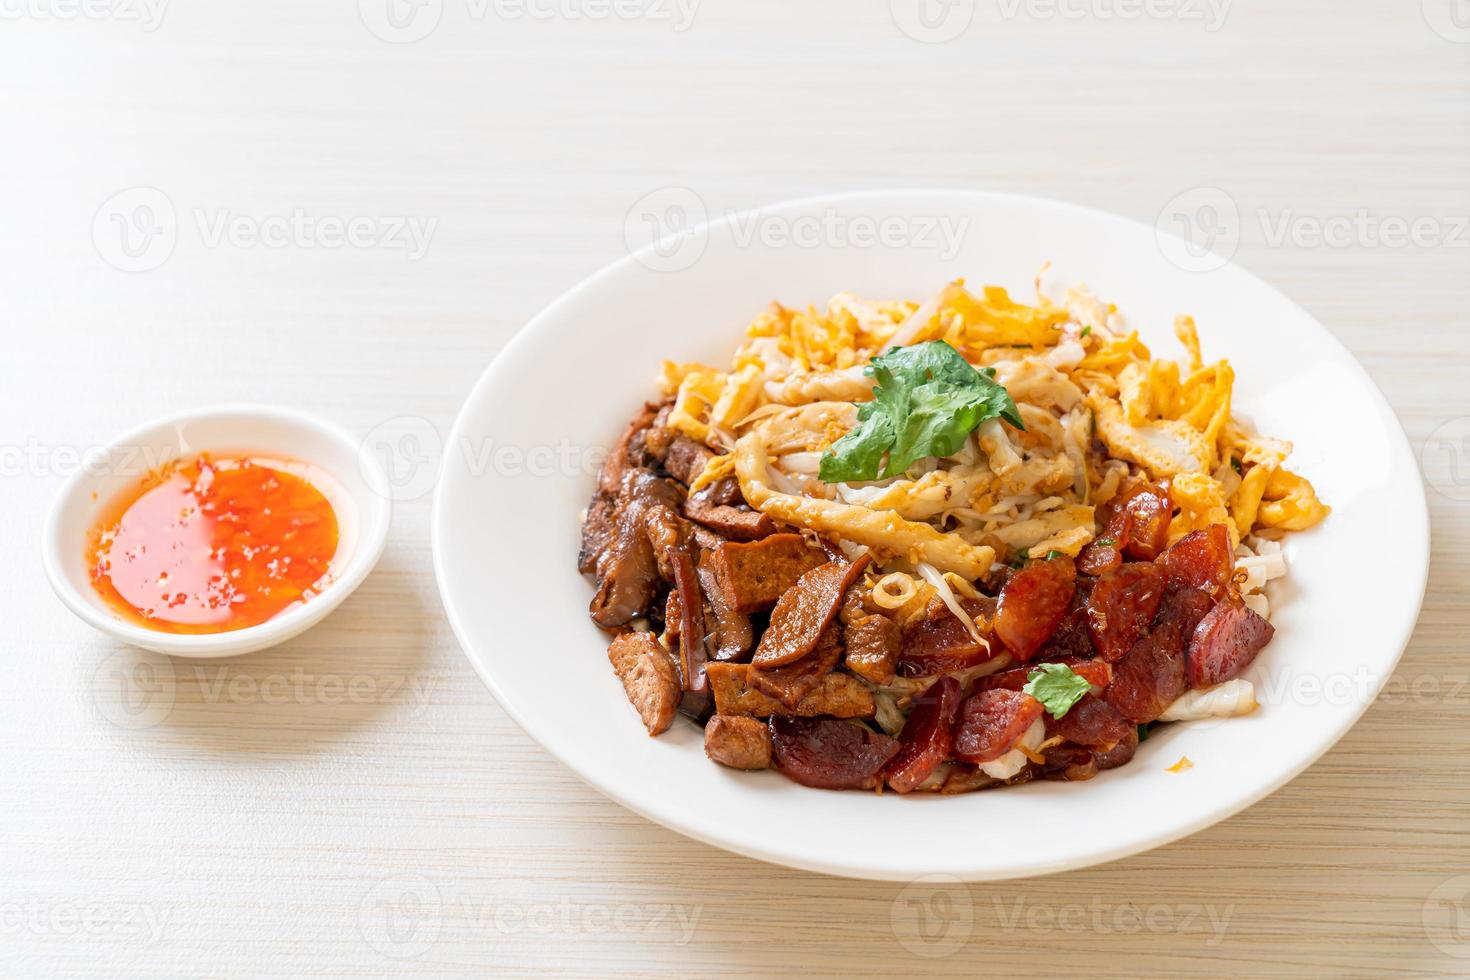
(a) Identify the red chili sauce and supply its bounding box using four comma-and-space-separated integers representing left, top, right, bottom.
86, 455, 340, 634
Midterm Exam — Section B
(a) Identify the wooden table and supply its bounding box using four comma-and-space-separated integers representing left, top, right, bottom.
3, 2, 1467, 975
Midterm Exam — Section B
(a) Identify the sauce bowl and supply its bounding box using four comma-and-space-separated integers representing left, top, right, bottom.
43, 405, 392, 658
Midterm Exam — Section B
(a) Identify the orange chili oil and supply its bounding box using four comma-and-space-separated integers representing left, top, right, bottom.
86, 455, 340, 634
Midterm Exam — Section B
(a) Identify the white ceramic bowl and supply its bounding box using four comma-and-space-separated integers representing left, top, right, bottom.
44, 405, 392, 658
433, 189, 1430, 880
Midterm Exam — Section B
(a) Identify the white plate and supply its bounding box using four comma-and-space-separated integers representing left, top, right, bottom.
433, 190, 1429, 881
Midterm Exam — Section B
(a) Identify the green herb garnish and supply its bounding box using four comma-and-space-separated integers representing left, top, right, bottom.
1137, 724, 1151, 743
1044, 550, 1064, 561
1096, 537, 1117, 548
1080, 325, 1092, 337
1022, 663, 1093, 720
818, 340, 1023, 483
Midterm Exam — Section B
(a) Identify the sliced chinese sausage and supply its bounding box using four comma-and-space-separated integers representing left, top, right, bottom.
1160, 586, 1215, 637
1034, 585, 1096, 661
1118, 481, 1172, 560
898, 598, 996, 677
1103, 617, 1188, 725
993, 556, 1076, 662
1187, 601, 1275, 689
977, 658, 1112, 693
769, 716, 900, 790
751, 556, 871, 669
1076, 540, 1122, 577
885, 676, 962, 794
704, 715, 772, 770
606, 633, 681, 736
953, 689, 1044, 765
1099, 479, 1172, 560
1086, 563, 1166, 662
1158, 523, 1236, 601
1099, 587, 1214, 723
1049, 695, 1131, 748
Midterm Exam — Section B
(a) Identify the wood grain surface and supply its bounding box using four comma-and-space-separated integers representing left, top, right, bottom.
2, 1, 1468, 975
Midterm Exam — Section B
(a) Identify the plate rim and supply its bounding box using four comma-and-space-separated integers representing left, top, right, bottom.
431, 187, 1431, 880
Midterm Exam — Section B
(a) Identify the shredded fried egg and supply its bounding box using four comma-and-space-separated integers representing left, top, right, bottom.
666, 275, 1329, 593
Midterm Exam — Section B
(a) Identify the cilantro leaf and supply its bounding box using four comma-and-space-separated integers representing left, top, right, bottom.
819, 404, 893, 483
818, 341, 1023, 483
1022, 663, 1093, 720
